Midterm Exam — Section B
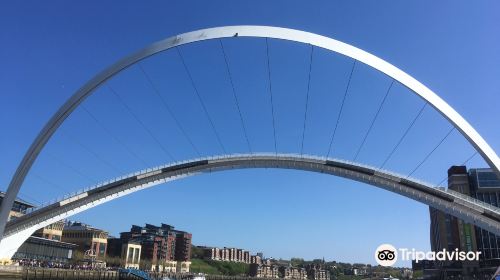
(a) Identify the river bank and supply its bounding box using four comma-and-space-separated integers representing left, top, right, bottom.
0, 266, 278, 280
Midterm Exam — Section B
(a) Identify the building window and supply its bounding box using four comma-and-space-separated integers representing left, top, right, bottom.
135, 248, 140, 263
99, 243, 106, 256
128, 247, 134, 261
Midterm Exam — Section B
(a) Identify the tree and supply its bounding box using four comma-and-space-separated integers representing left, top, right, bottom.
191, 245, 205, 259
291, 258, 305, 267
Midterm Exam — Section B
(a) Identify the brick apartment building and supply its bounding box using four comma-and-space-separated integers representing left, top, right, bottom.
250, 260, 329, 280
119, 223, 192, 272
279, 266, 308, 279
305, 264, 330, 280
198, 245, 258, 264
250, 262, 280, 278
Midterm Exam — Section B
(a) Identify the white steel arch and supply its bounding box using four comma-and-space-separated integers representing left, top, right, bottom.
1, 25, 499, 242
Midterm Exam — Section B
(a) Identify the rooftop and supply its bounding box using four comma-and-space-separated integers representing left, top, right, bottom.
0, 191, 36, 208
26, 236, 77, 249
64, 221, 108, 233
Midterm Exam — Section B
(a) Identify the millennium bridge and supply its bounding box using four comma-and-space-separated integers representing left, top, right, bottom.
1, 26, 499, 260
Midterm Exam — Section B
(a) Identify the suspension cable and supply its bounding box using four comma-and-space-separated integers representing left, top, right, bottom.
353, 79, 394, 161
300, 45, 314, 156
265, 38, 278, 155
32, 172, 66, 192
406, 127, 456, 178
219, 39, 252, 154
63, 130, 124, 175
18, 192, 42, 205
46, 151, 98, 185
175, 46, 227, 154
380, 102, 428, 169
437, 151, 478, 187
137, 63, 201, 157
108, 86, 175, 161
326, 60, 356, 158
81, 104, 150, 167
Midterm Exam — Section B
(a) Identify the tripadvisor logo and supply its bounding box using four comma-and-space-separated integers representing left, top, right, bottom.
375, 243, 481, 267
375, 244, 397, 266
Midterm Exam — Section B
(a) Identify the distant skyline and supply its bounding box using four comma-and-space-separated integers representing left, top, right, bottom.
1, 1, 499, 267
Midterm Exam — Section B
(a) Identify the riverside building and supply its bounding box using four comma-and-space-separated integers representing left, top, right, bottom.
33, 220, 65, 241
107, 238, 142, 269
279, 265, 308, 279
305, 264, 330, 280
426, 166, 500, 278
61, 221, 108, 261
198, 245, 258, 264
250, 262, 279, 278
0, 191, 35, 221
4, 194, 78, 266
119, 223, 192, 272
250, 259, 325, 280
13, 236, 77, 263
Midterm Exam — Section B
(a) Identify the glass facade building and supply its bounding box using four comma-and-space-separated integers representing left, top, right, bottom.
430, 167, 500, 258
468, 168, 500, 260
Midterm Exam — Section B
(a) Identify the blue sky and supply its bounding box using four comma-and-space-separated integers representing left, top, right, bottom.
1, 1, 499, 266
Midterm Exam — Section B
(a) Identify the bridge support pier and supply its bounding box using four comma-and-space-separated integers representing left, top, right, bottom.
0, 226, 37, 262
0, 179, 171, 261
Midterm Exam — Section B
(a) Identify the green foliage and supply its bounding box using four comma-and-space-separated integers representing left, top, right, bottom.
191, 246, 205, 259
413, 270, 423, 278
334, 275, 363, 280
190, 259, 249, 276
290, 258, 305, 267
371, 266, 402, 278
191, 259, 220, 275
71, 251, 85, 263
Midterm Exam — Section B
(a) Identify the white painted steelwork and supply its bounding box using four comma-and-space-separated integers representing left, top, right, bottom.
2, 26, 499, 246
1, 154, 500, 259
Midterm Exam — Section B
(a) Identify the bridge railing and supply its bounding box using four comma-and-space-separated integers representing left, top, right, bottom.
19, 153, 500, 217
21, 153, 317, 213
10, 153, 500, 238
444, 188, 500, 214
